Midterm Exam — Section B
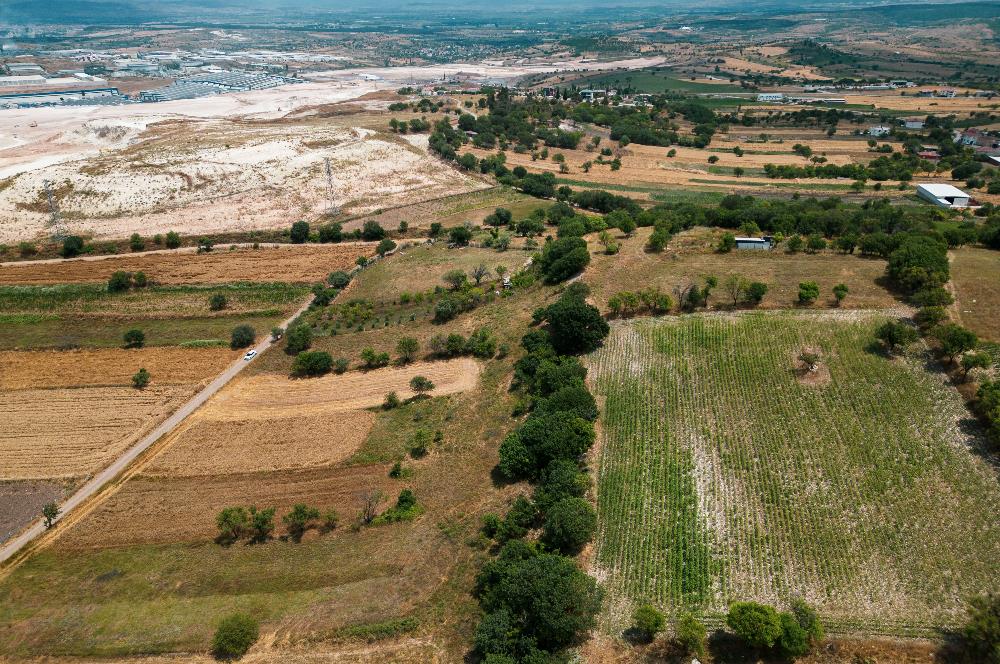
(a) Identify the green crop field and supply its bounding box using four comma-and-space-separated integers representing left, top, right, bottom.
587, 311, 1000, 636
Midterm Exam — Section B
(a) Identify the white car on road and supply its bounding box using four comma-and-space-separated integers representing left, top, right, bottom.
243, 350, 257, 361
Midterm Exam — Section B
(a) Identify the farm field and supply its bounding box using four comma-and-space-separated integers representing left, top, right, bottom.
0, 244, 373, 286
0, 240, 551, 656
950, 247, 1000, 342
565, 70, 745, 94
587, 312, 1000, 635
584, 227, 901, 312
347, 243, 533, 302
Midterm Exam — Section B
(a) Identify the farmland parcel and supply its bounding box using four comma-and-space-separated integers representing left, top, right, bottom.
587, 311, 1000, 636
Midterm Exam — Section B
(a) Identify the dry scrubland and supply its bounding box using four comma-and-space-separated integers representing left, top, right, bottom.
0, 116, 485, 243
0, 244, 374, 286
585, 227, 901, 311
950, 247, 1000, 342
588, 312, 1000, 635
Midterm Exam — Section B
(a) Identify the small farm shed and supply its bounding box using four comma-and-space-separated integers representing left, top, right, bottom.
916, 183, 971, 209
735, 237, 773, 250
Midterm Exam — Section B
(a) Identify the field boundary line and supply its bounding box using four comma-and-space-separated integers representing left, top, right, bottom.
0, 295, 316, 573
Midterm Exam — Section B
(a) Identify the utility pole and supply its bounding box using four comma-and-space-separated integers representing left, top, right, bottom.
324, 157, 339, 217
42, 179, 67, 241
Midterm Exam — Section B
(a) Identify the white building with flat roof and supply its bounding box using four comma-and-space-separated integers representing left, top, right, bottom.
756, 93, 784, 102
916, 183, 971, 208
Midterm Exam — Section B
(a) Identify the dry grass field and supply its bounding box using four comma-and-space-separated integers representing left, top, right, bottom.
0, 385, 193, 480
0, 244, 374, 286
950, 247, 1000, 342
0, 347, 237, 390
584, 227, 901, 312
347, 243, 534, 302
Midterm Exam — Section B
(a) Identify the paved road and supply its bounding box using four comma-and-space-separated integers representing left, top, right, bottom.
0, 298, 313, 566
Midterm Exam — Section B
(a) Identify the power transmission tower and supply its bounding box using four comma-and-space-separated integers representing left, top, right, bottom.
323, 157, 339, 217
42, 179, 68, 241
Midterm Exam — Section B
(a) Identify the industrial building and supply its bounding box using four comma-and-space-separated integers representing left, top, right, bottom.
138, 71, 299, 102
0, 87, 122, 108
916, 183, 971, 209
756, 93, 784, 102
735, 236, 774, 250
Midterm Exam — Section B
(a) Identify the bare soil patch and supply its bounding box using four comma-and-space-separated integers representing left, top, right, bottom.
203, 358, 482, 421
0, 480, 65, 544
0, 386, 193, 480
145, 410, 377, 477
0, 244, 374, 286
0, 347, 236, 391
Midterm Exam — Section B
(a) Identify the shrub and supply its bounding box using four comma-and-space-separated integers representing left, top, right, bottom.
778, 611, 810, 658
962, 594, 1000, 663
875, 320, 918, 354
396, 336, 419, 362
790, 598, 824, 646
747, 281, 768, 304
383, 391, 401, 409
123, 328, 145, 349
410, 375, 435, 394
449, 226, 472, 246
209, 293, 228, 311
727, 601, 782, 649
362, 221, 386, 241
914, 305, 947, 331
290, 220, 310, 243
538, 237, 590, 284
498, 432, 532, 480
361, 346, 391, 368
282, 503, 320, 542
376, 238, 397, 256
61, 235, 85, 258
631, 604, 665, 643
718, 232, 736, 253
165, 231, 181, 249
132, 368, 150, 389
541, 496, 596, 554
18, 241, 37, 257
328, 270, 351, 288
832, 283, 848, 305
333, 357, 349, 374
230, 325, 256, 350
291, 350, 333, 377
129, 233, 145, 252
212, 613, 259, 660
318, 222, 343, 243
285, 324, 312, 355
107, 271, 132, 292
786, 235, 803, 253
797, 281, 819, 305
933, 323, 977, 362
675, 612, 707, 657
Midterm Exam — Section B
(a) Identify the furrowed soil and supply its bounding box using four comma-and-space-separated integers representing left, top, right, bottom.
1, 480, 65, 543
587, 311, 1000, 636
0, 347, 237, 390
0, 244, 374, 286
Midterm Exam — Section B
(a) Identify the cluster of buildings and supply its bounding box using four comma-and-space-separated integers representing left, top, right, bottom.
137, 71, 300, 102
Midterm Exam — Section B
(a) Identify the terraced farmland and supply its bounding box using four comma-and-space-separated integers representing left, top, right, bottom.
587, 311, 1000, 636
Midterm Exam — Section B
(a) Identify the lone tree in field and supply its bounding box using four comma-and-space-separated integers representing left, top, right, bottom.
471, 263, 490, 285
212, 613, 259, 660
631, 604, 665, 643
290, 220, 310, 244
247, 506, 275, 544
215, 506, 249, 545
359, 489, 385, 526
209, 293, 228, 311
123, 328, 145, 349
41, 502, 59, 528
443, 269, 467, 290
724, 274, 749, 305
875, 320, 919, 355
396, 336, 419, 363
230, 324, 256, 350
107, 270, 132, 292
283, 503, 320, 542
132, 368, 150, 389
833, 283, 848, 306
410, 375, 435, 396
284, 324, 312, 355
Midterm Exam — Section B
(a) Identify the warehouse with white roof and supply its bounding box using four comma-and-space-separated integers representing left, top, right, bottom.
916, 183, 972, 209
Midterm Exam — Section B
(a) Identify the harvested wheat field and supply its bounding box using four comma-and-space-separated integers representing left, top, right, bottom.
0, 386, 193, 480
145, 410, 378, 477
204, 358, 481, 421
0, 244, 374, 286
62, 465, 400, 547
0, 347, 237, 391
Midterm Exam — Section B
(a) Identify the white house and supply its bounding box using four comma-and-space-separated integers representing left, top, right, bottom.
916, 183, 971, 209
868, 125, 892, 137
756, 93, 784, 103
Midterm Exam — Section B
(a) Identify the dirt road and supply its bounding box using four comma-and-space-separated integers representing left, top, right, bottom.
0, 296, 313, 566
